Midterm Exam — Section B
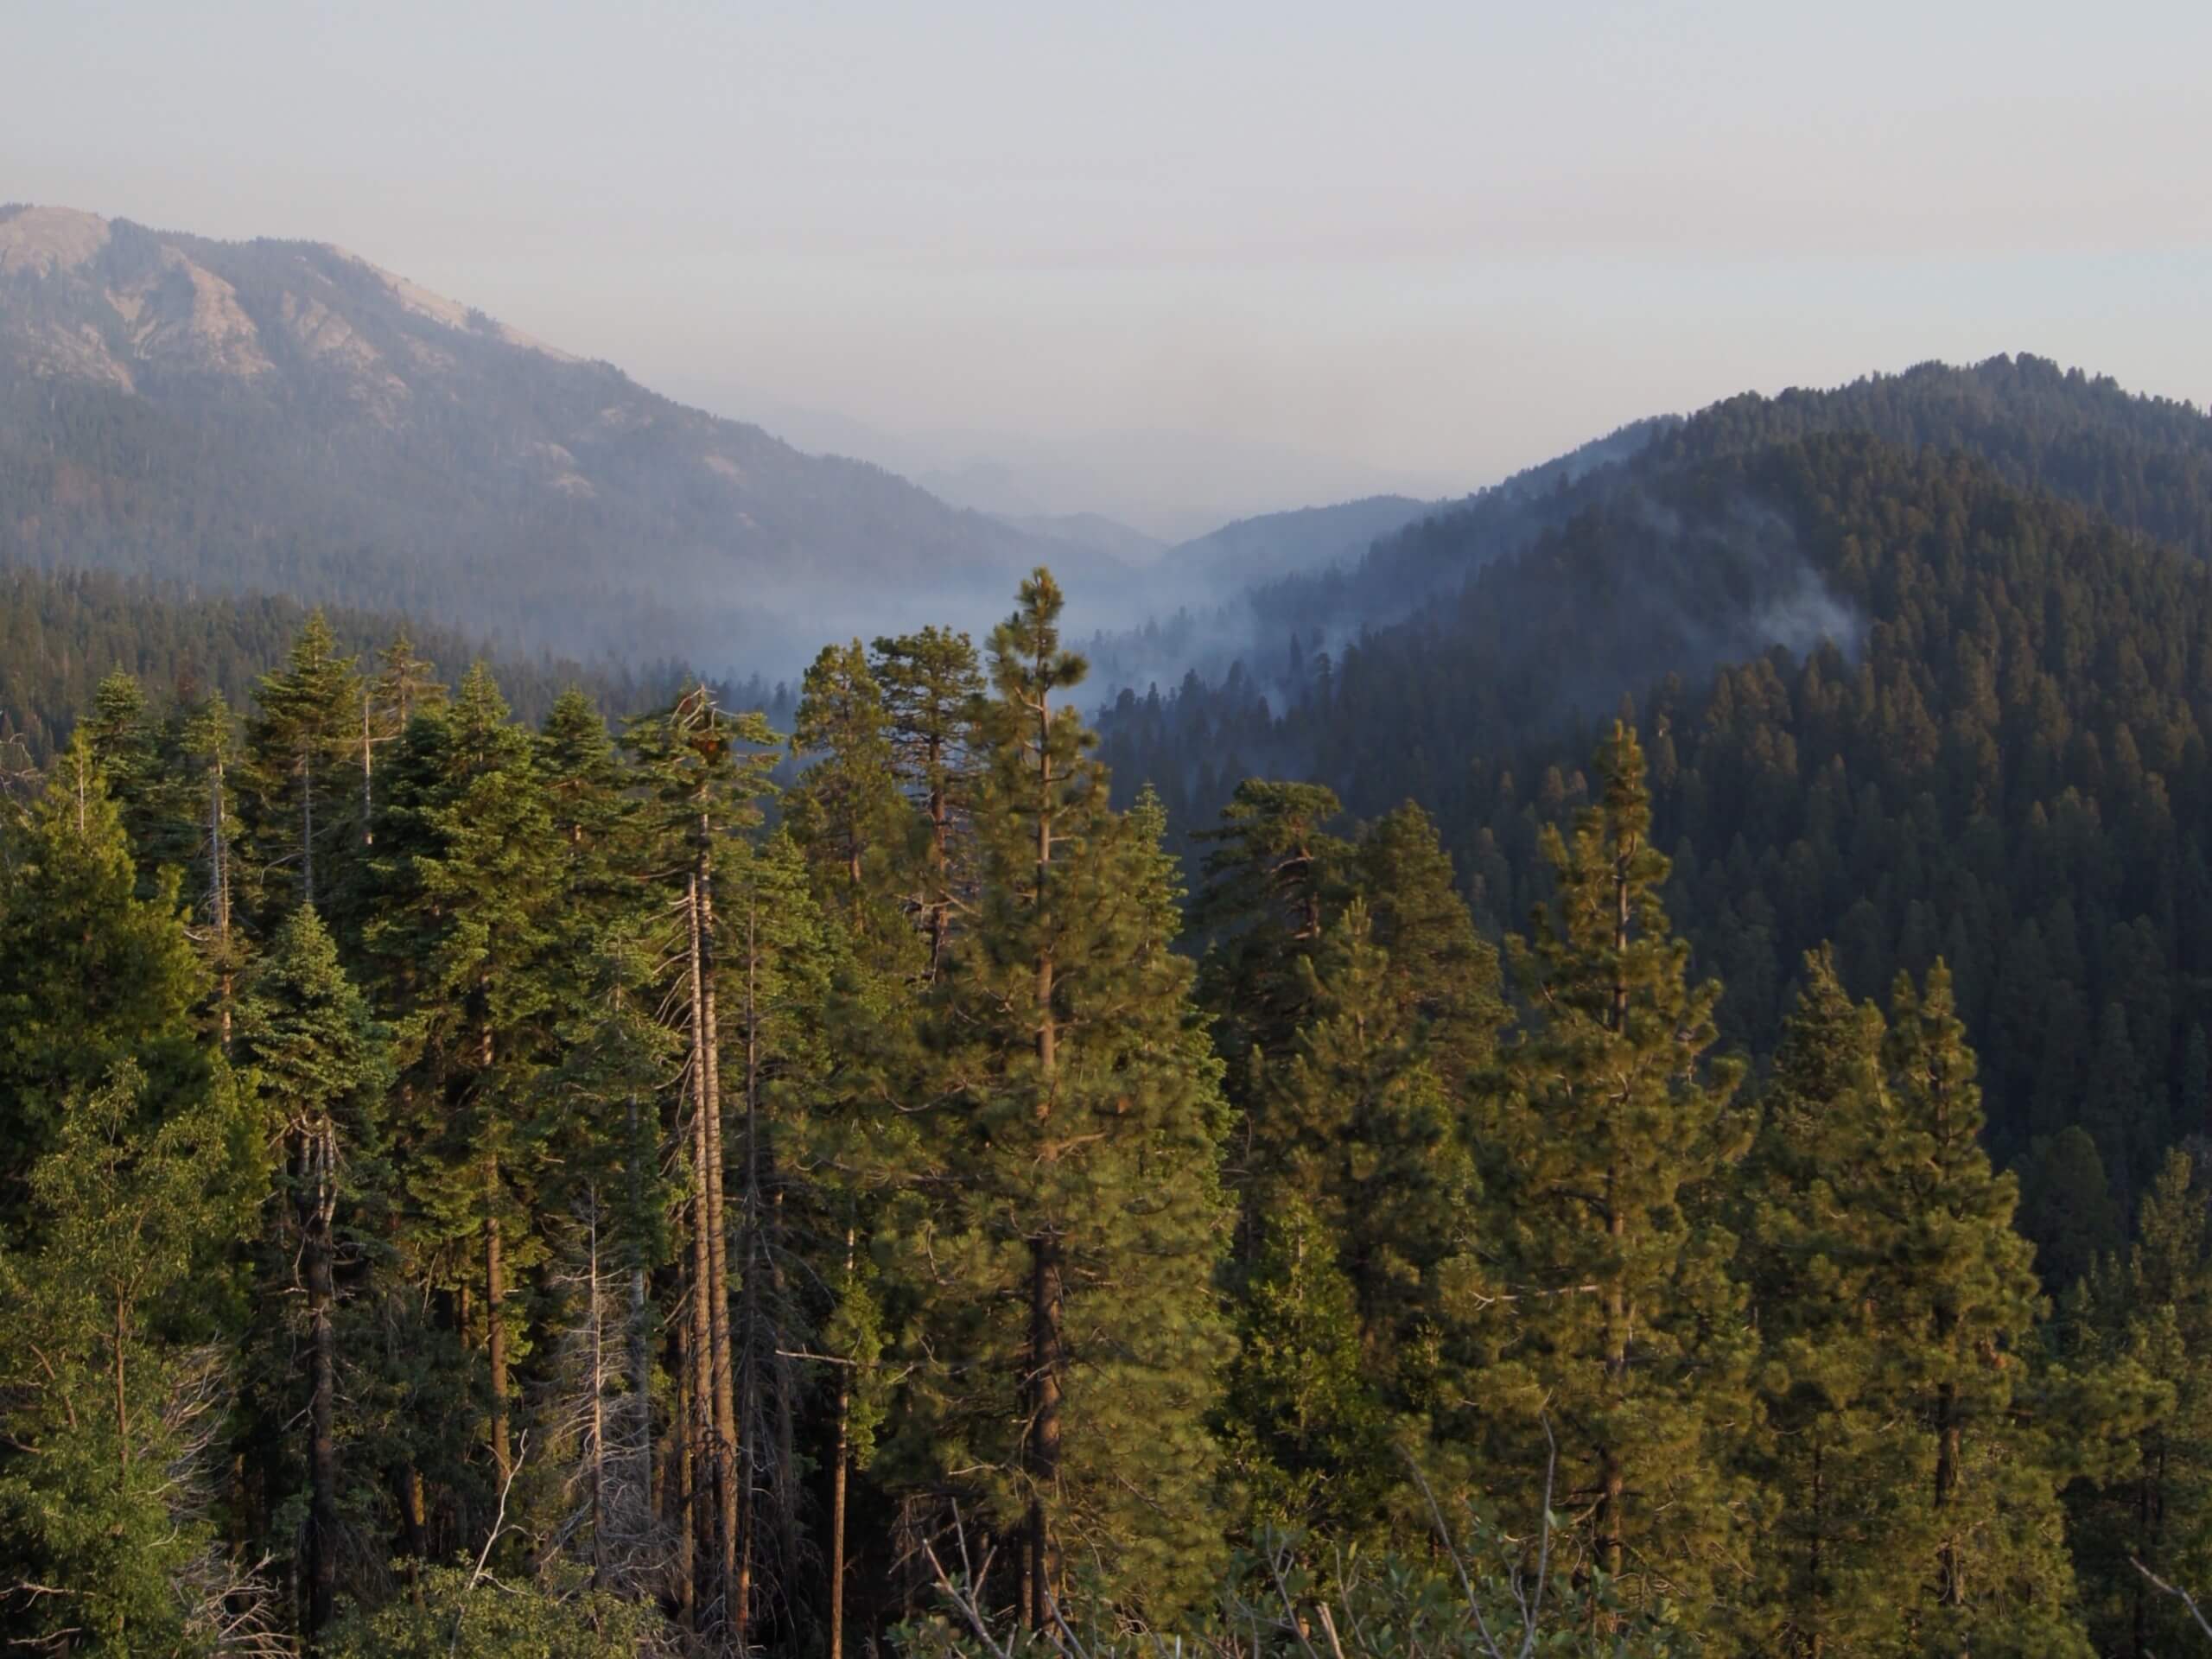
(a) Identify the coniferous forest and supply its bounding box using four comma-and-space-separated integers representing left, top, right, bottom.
9, 527, 2212, 1658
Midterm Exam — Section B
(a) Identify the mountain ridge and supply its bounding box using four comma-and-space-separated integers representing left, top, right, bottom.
0, 202, 1088, 671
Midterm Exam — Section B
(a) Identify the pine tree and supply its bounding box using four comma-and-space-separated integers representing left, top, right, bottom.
870, 626, 984, 982
2065, 1148, 2212, 1656
1478, 721, 1751, 1630
2018, 1125, 2123, 1290
2182, 1023, 2210, 1138
1352, 799, 1504, 1089
1878, 962, 2094, 1656
2084, 1000, 2151, 1210
1733, 948, 1919, 1654
896, 575, 1234, 1626
1255, 900, 1479, 1422
233, 906, 390, 1640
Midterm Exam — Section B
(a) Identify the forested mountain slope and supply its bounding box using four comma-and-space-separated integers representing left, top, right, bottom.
0, 204, 1067, 668
1113, 355, 2212, 691
0, 567, 698, 763
1165, 493, 1433, 584
1104, 385, 2212, 1262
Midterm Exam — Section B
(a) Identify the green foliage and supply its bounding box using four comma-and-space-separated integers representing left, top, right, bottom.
1353, 801, 1504, 1089
0, 736, 213, 1188
241, 609, 363, 916
893, 573, 1235, 1622
1192, 779, 1350, 1092
1261, 901, 1479, 1423
323, 1564, 675, 1658
788, 639, 914, 954
3, 561, 2206, 1657
2063, 1148, 2212, 1655
1477, 724, 1752, 1626
1218, 1194, 1393, 1539
0, 1062, 259, 1653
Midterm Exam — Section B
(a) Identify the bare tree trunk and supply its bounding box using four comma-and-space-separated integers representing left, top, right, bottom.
486, 1172, 511, 1486
683, 865, 734, 1633
1034, 686, 1056, 1082
113, 1295, 130, 1482
587, 1198, 608, 1590
210, 755, 233, 1050
360, 689, 375, 848
627, 1103, 655, 1533
303, 1122, 340, 1641
673, 1319, 697, 1629
697, 843, 741, 1624
1936, 1382, 1961, 1607
1807, 1444, 1825, 1659
829, 1225, 855, 1659
732, 889, 760, 1657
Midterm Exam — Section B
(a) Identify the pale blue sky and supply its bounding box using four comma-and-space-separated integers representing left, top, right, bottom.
8, 0, 2209, 499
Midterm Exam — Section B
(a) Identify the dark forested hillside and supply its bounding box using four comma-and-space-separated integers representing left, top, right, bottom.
1103, 372, 2212, 1278
1101, 355, 2212, 701
0, 567, 706, 764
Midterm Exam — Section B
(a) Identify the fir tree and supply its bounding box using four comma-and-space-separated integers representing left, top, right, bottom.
1217, 1192, 1393, 1540
178, 690, 248, 1046
80, 667, 177, 890
244, 612, 363, 916
0, 736, 213, 1192
788, 640, 914, 960
366, 665, 563, 1528
233, 906, 390, 1640
0, 1062, 261, 1652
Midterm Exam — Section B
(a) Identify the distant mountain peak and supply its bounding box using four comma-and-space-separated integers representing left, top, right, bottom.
0, 203, 1085, 671
0, 204, 588, 399
0, 205, 111, 276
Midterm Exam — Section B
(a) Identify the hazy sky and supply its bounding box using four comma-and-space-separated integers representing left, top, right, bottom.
9, 0, 2210, 502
